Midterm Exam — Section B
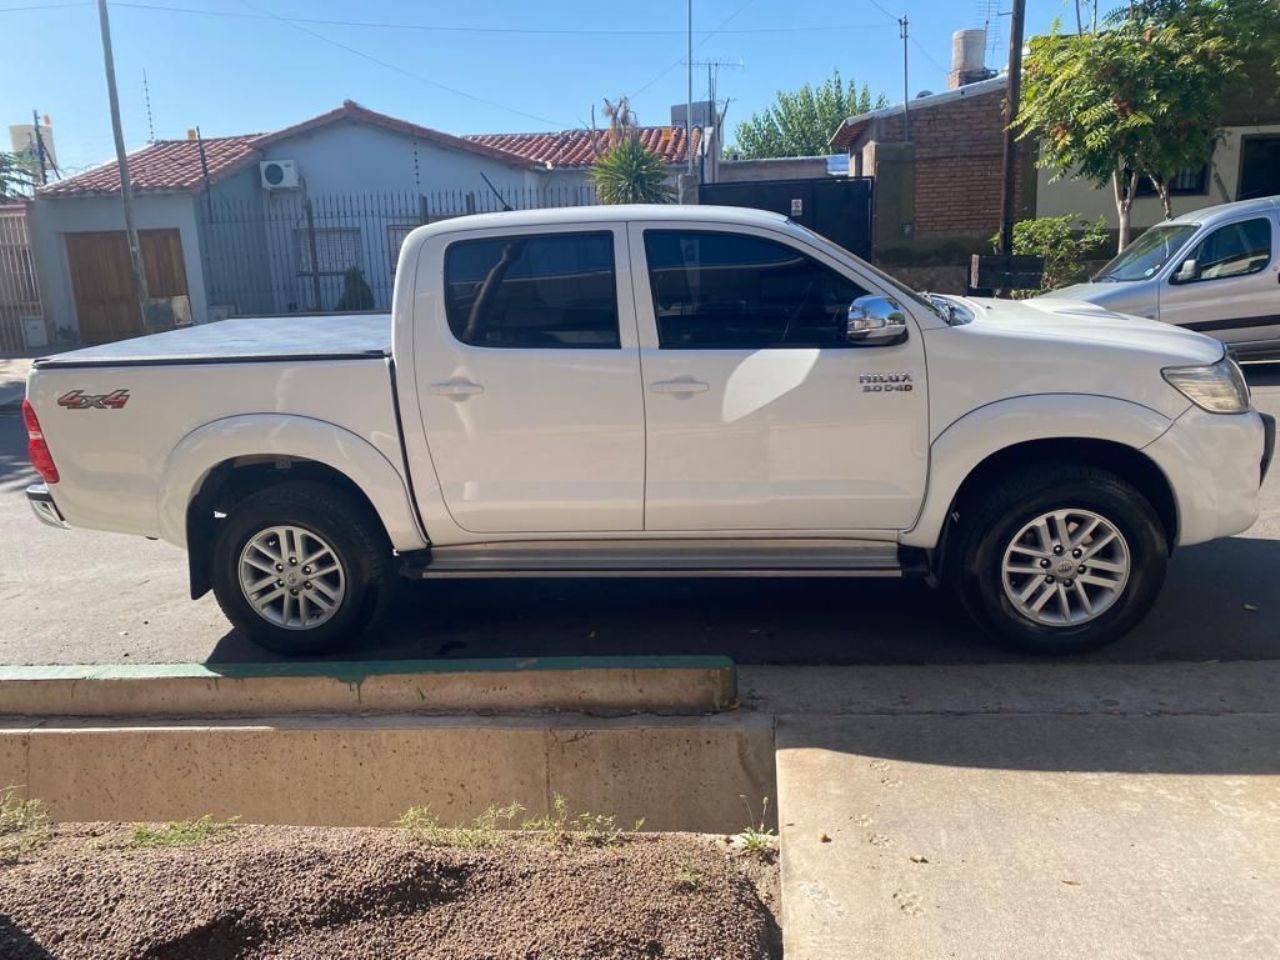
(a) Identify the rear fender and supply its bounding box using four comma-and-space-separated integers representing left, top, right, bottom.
159, 414, 428, 552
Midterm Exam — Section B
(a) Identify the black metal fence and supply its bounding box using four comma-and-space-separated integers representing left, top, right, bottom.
197, 185, 599, 317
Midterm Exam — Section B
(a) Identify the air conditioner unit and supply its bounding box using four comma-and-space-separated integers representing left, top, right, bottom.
259, 159, 299, 190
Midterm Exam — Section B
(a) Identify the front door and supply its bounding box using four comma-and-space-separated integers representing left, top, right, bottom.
629, 223, 929, 532
1158, 213, 1280, 348
413, 224, 645, 534
65, 229, 188, 344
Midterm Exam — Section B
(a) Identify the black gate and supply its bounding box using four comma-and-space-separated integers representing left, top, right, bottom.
698, 176, 874, 260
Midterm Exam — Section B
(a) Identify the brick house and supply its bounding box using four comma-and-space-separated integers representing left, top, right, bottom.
829, 76, 1036, 291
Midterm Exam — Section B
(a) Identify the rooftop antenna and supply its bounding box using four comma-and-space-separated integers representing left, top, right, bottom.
143, 69, 155, 142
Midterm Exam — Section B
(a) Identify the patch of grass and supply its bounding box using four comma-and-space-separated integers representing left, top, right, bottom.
0, 786, 50, 861
520, 793, 643, 847
398, 803, 524, 849
127, 814, 239, 849
735, 796, 778, 860
674, 862, 708, 893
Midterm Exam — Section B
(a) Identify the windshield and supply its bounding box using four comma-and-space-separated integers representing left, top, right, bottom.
1093, 224, 1198, 282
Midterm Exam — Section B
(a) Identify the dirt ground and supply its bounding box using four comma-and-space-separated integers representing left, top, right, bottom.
0, 823, 780, 960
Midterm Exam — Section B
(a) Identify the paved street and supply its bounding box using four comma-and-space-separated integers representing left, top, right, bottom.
2, 365, 1278, 666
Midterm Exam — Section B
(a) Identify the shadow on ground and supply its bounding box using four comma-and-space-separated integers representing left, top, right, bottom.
205, 535, 1280, 667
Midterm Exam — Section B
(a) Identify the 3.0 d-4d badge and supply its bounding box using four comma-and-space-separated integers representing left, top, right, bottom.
859, 372, 913, 392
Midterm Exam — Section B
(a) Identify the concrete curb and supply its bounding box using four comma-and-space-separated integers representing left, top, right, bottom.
0, 712, 777, 832
0, 656, 738, 718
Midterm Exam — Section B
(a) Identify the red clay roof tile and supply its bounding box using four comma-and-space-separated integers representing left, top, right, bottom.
466, 126, 701, 168
37, 102, 702, 198
37, 135, 263, 197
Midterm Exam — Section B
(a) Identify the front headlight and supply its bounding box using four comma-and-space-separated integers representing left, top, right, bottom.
1162, 356, 1251, 414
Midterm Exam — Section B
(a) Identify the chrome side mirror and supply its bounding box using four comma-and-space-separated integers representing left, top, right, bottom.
1172, 258, 1198, 283
847, 295, 908, 346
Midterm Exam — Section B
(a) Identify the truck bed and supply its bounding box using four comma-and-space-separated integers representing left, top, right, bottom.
35, 315, 391, 368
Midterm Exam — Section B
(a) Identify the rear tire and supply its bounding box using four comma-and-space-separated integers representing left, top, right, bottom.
210, 481, 396, 656
952, 463, 1168, 655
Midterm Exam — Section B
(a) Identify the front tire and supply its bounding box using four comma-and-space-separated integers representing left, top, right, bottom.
210, 481, 396, 656
953, 463, 1168, 655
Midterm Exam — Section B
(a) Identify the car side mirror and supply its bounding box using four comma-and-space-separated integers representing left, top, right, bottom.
847, 295, 908, 346
1172, 258, 1198, 284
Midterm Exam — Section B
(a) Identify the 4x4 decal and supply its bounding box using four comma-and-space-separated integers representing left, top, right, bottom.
57, 389, 130, 410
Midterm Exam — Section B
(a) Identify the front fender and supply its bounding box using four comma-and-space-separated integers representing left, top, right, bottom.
157, 414, 428, 551
901, 394, 1177, 549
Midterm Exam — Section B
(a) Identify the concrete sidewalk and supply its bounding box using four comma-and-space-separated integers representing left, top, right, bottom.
766, 663, 1280, 960
0, 358, 32, 410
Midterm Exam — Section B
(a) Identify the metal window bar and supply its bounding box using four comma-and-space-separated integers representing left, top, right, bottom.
197, 185, 599, 318
0, 205, 46, 353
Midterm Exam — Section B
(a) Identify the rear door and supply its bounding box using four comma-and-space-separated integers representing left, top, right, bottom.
628, 222, 929, 532
412, 223, 644, 534
1158, 213, 1280, 348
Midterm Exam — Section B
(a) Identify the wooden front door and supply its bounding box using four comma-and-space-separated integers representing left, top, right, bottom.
65, 229, 189, 344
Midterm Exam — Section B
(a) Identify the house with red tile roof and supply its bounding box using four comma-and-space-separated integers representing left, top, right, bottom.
26, 101, 705, 345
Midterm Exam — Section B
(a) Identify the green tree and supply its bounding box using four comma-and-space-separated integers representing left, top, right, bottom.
734, 70, 887, 159
1016, 0, 1280, 250
0, 152, 35, 201
590, 137, 673, 204
990, 214, 1111, 294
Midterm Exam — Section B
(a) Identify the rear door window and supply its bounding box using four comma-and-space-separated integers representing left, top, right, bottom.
444, 231, 619, 348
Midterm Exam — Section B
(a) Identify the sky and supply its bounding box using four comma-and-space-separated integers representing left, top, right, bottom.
1, 0, 1072, 176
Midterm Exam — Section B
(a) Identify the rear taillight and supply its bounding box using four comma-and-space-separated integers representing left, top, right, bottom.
21, 399, 59, 484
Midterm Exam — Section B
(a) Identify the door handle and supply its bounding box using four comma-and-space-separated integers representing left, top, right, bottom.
428, 379, 484, 399
650, 378, 710, 395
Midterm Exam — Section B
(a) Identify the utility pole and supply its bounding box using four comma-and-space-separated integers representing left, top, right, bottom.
899, 16, 911, 141
998, 0, 1027, 256
96, 0, 149, 323
685, 0, 693, 176
30, 110, 47, 186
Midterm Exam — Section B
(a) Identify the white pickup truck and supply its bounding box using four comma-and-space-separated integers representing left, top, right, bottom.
23, 205, 1274, 656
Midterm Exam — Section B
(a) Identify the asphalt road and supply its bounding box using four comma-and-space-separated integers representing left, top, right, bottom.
2, 365, 1278, 666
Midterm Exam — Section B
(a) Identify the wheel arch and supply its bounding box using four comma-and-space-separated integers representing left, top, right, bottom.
903, 395, 1179, 553
160, 415, 428, 599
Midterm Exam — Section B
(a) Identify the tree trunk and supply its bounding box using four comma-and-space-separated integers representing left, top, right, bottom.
1112, 168, 1134, 251
1156, 181, 1174, 220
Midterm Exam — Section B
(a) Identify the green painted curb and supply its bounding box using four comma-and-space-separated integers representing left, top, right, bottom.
0, 655, 735, 686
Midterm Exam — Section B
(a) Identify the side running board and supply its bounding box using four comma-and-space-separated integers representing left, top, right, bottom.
401, 539, 927, 579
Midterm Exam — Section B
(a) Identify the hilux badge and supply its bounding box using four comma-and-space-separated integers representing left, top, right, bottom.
858, 373, 913, 393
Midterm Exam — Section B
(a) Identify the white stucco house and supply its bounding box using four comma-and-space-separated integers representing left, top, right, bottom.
26, 101, 703, 345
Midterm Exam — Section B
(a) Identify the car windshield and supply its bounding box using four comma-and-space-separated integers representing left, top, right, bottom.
1093, 224, 1198, 282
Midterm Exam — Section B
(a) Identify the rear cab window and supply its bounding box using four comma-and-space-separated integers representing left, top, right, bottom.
443, 231, 619, 348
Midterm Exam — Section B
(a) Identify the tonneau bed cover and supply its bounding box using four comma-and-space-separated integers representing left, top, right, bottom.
35, 314, 390, 368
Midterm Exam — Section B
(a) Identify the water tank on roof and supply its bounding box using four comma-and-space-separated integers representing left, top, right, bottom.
949, 28, 989, 88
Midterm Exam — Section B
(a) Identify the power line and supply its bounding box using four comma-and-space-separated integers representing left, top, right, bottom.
629, 0, 758, 100
233, 0, 569, 128
109, 1, 890, 37
0, 1, 90, 12
910, 36, 948, 74
865, 0, 899, 22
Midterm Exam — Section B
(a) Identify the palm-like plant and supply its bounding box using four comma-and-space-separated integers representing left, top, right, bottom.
588, 96, 673, 205
591, 136, 673, 205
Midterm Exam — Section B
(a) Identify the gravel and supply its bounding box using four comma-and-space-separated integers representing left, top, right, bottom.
0, 823, 780, 959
